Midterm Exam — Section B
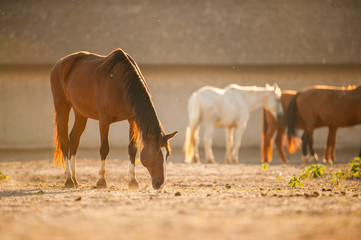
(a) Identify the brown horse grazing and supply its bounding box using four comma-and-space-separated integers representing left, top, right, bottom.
286, 85, 361, 163
50, 49, 177, 189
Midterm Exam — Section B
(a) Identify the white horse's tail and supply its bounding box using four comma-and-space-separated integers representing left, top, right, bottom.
184, 93, 201, 163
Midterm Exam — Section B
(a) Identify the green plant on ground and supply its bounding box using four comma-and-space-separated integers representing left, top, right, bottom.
0, 172, 9, 181
347, 157, 360, 178
288, 164, 327, 189
261, 163, 269, 171
300, 164, 327, 180
331, 157, 361, 184
287, 176, 303, 189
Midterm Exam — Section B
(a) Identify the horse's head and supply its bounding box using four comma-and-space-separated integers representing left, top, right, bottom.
265, 84, 283, 119
140, 131, 177, 189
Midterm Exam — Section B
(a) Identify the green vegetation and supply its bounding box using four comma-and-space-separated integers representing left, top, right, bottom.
287, 176, 303, 189
300, 164, 327, 180
288, 164, 327, 189
0, 172, 9, 181
331, 157, 361, 185
261, 163, 269, 171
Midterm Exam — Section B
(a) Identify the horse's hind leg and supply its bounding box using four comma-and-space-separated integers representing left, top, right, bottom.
67, 111, 88, 187
54, 103, 72, 187
128, 119, 139, 189
275, 126, 288, 163
225, 127, 234, 163
96, 120, 110, 188
323, 127, 337, 163
193, 126, 201, 163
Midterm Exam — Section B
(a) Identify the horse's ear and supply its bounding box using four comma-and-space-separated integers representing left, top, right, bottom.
273, 84, 282, 96
162, 131, 177, 147
165, 131, 178, 141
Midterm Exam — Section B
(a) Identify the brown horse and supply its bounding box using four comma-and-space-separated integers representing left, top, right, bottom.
50, 49, 177, 189
286, 85, 361, 163
262, 90, 300, 163
262, 90, 326, 163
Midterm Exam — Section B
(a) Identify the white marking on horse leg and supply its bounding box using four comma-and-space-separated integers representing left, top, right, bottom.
98, 160, 106, 178
310, 153, 319, 162
128, 162, 136, 181
70, 155, 76, 178
64, 158, 71, 179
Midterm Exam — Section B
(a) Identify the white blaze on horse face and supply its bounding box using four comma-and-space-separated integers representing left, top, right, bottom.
161, 147, 167, 187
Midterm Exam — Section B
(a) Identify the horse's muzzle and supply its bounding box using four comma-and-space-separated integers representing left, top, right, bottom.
152, 178, 164, 190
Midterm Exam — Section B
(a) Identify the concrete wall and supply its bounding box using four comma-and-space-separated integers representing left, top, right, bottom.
1, 0, 360, 65
1, 0, 361, 150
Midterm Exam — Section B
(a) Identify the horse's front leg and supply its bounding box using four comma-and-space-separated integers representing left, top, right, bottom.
306, 129, 319, 162
225, 127, 234, 163
301, 132, 309, 163
96, 121, 110, 188
203, 124, 215, 163
128, 119, 139, 189
232, 117, 249, 163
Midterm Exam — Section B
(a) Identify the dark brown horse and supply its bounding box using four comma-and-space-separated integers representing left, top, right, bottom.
286, 85, 361, 163
50, 49, 177, 189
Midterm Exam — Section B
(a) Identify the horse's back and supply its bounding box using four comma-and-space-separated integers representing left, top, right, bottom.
298, 86, 361, 126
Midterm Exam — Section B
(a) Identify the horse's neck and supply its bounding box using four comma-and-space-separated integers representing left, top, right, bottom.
241, 90, 270, 112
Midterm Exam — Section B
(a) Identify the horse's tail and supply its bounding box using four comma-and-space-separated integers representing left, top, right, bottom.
286, 93, 300, 149
261, 108, 273, 163
184, 93, 201, 163
50, 54, 83, 169
53, 112, 65, 169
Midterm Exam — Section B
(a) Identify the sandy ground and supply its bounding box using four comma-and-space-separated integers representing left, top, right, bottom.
0, 147, 360, 240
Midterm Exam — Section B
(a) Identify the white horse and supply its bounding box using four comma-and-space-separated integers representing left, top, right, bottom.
184, 84, 283, 164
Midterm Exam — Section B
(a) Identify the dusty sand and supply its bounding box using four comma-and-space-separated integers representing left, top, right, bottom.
0, 148, 360, 240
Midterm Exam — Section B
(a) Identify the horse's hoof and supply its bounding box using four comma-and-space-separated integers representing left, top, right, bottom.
129, 179, 139, 189
311, 154, 319, 162
281, 159, 288, 164
96, 178, 107, 189
64, 178, 75, 188
72, 177, 79, 188
301, 156, 309, 163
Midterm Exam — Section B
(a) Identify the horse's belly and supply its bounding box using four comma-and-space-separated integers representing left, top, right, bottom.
215, 119, 237, 128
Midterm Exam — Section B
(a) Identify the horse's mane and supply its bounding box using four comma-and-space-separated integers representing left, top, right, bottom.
304, 85, 357, 91
101, 49, 165, 145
